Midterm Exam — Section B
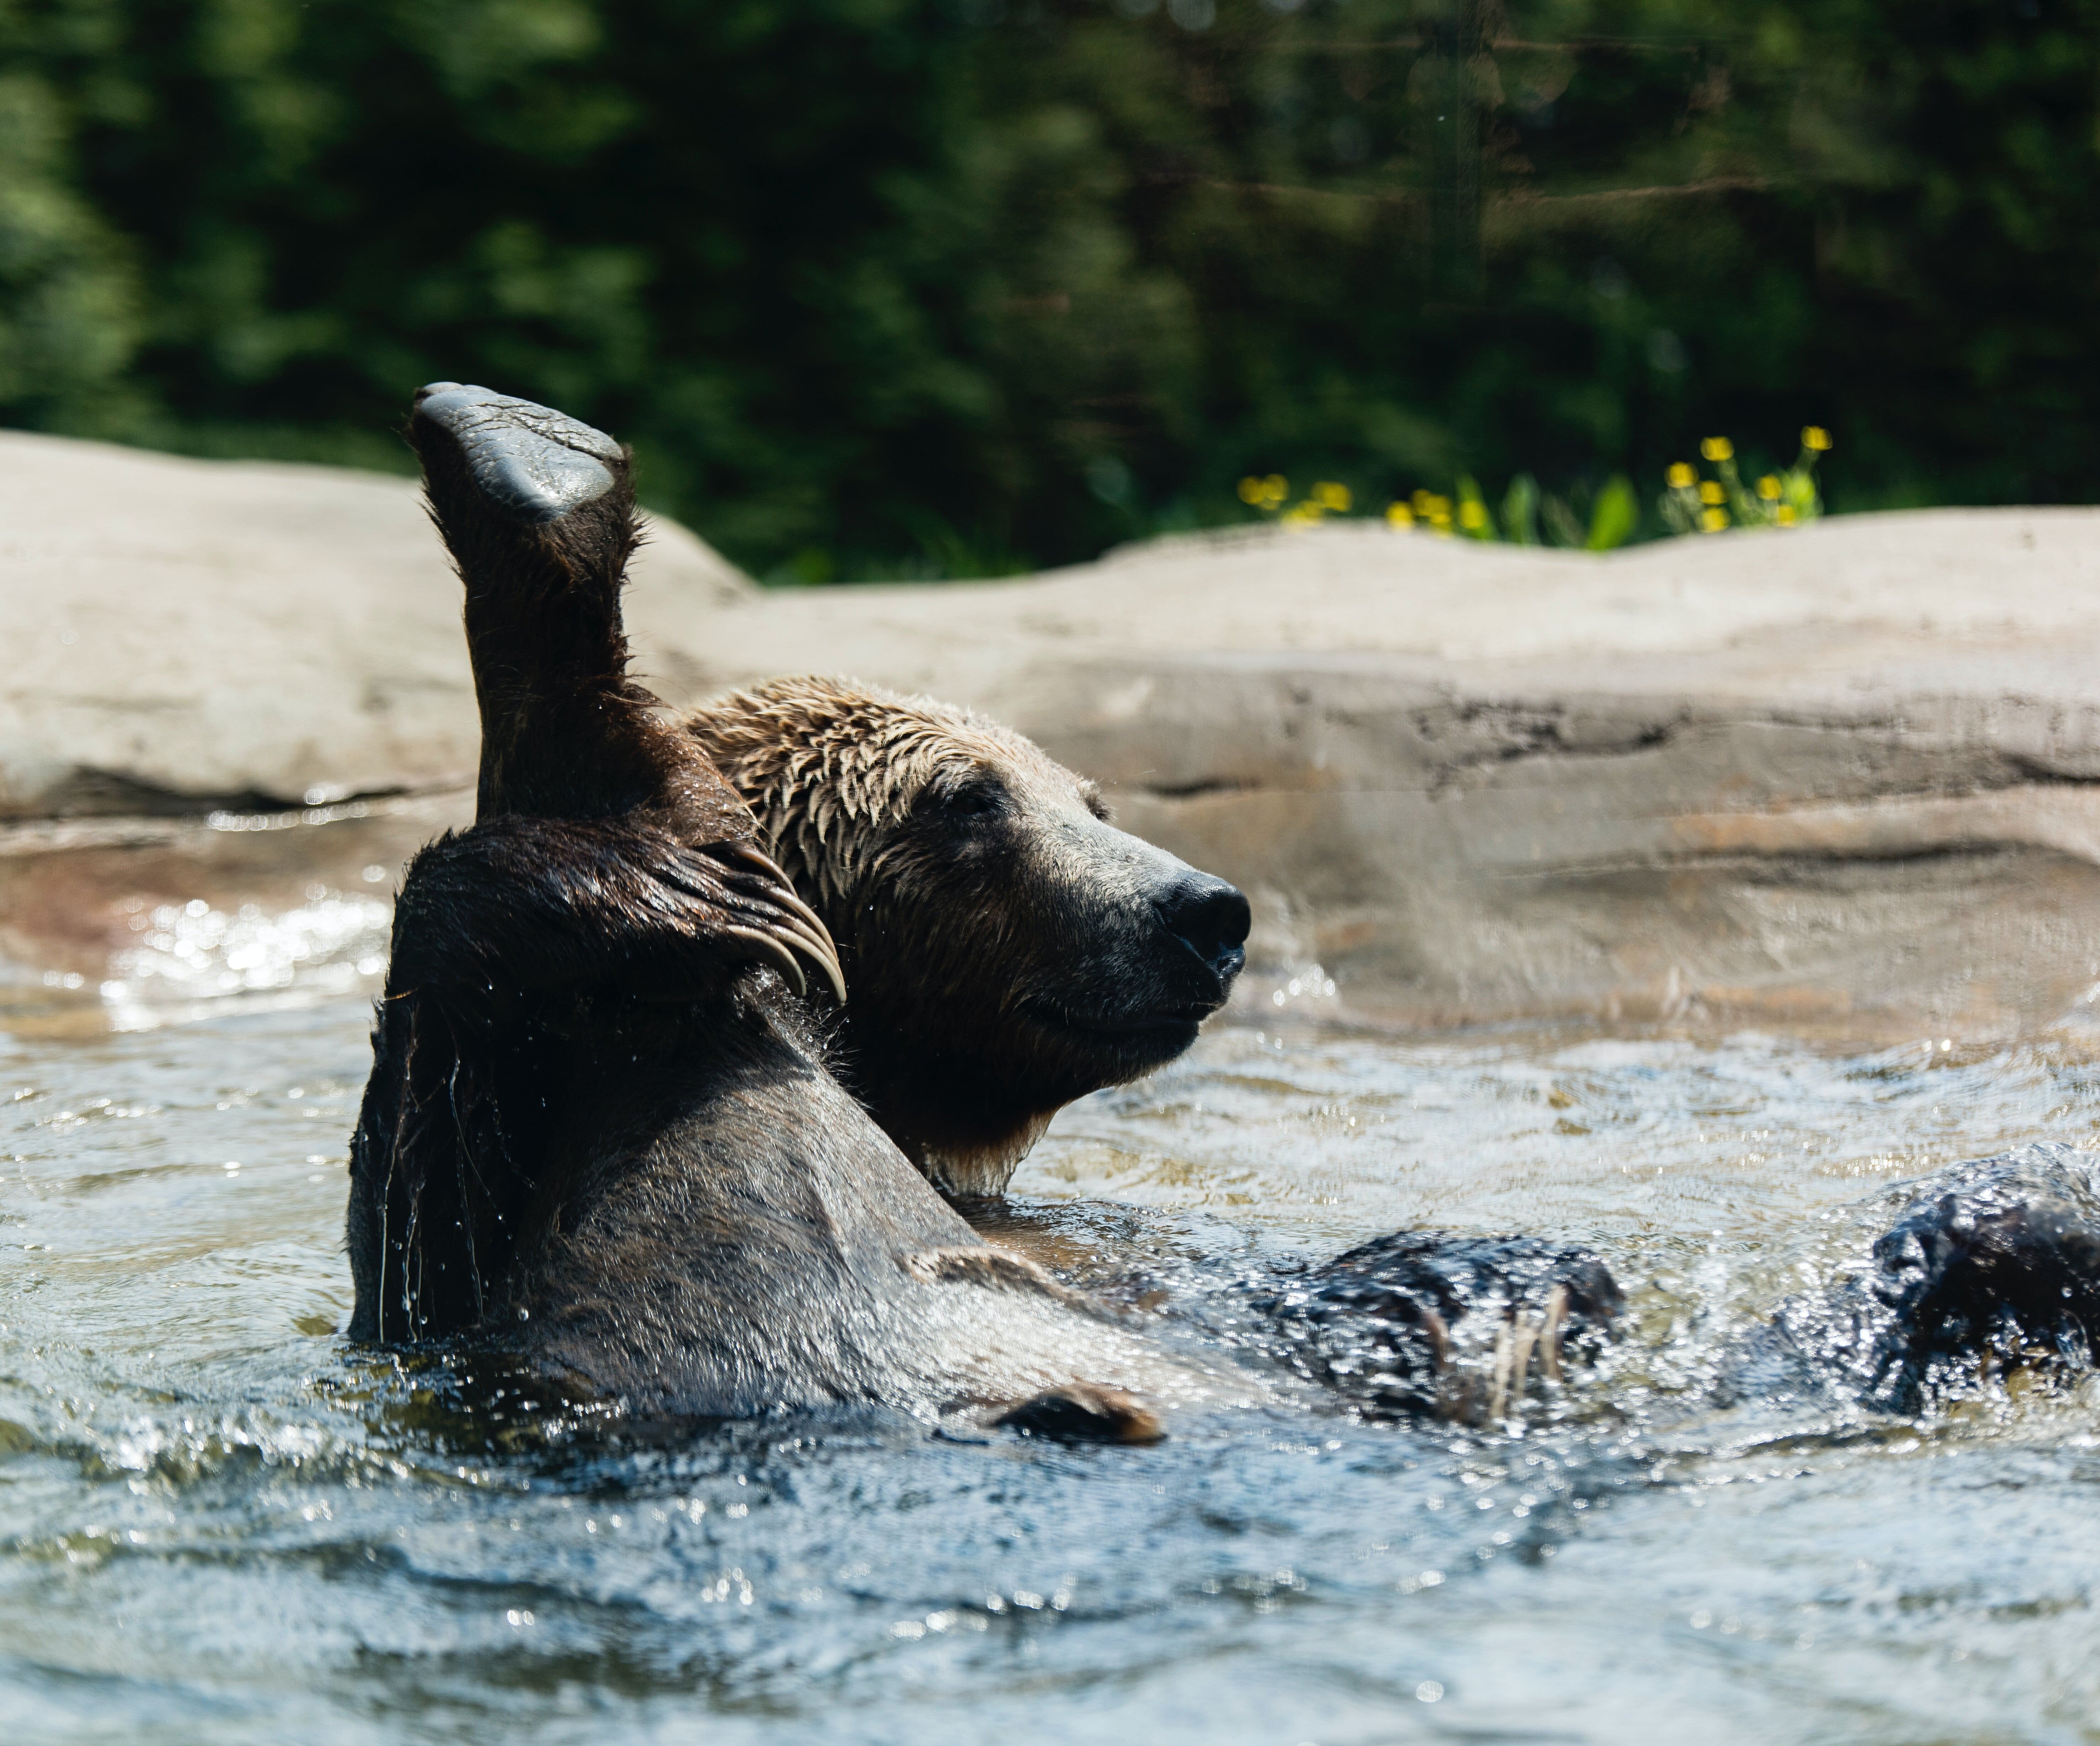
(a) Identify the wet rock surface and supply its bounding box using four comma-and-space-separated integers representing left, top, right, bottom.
9, 427, 2100, 1034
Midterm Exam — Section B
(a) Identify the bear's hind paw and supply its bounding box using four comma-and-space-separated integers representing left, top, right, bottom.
413, 382, 624, 525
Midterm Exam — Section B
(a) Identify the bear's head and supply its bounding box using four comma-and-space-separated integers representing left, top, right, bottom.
685, 677, 1250, 1198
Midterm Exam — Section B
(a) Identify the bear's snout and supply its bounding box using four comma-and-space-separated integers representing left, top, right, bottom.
1152, 873, 1251, 995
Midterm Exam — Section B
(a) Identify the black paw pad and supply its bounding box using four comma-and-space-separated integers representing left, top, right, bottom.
413, 382, 623, 523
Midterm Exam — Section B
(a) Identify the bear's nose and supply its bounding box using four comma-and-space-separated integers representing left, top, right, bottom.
1154, 874, 1252, 987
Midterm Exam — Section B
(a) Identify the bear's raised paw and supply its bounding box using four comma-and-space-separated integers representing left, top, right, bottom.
413, 382, 624, 524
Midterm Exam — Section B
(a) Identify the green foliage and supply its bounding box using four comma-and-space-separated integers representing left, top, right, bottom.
1500, 472, 1541, 547
1582, 475, 1640, 550
2, 0, 2098, 578
0, 11, 145, 430
1659, 428, 1828, 534
1234, 465, 1636, 548
1424, 469, 1639, 548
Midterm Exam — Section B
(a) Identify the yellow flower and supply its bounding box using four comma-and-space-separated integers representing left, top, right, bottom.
1700, 436, 1734, 462
1666, 462, 1696, 489
1802, 426, 1832, 451
1282, 502, 1324, 526
1427, 494, 1451, 516
1458, 500, 1487, 531
1700, 506, 1729, 532
1386, 502, 1414, 529
1412, 489, 1434, 514
1314, 481, 1352, 513
1757, 475, 1782, 500
1775, 504, 1797, 526
1697, 481, 1725, 506
1237, 476, 1264, 505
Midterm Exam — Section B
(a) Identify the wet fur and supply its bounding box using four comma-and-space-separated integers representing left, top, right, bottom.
1741, 1143, 2100, 1414
686, 680, 1249, 1195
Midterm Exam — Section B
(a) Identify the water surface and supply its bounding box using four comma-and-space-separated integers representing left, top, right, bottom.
6, 990, 2100, 1744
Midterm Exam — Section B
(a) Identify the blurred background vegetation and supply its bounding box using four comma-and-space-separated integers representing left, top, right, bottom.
2, 0, 2096, 580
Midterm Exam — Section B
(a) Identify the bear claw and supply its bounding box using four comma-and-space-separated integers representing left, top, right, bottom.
413, 382, 624, 524
668, 839, 846, 1003
722, 844, 847, 1003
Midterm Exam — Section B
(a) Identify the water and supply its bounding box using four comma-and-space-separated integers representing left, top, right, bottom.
7, 990, 2100, 1744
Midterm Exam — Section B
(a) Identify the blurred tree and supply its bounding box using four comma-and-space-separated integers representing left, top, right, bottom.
1, 0, 2096, 576
0, 2, 146, 429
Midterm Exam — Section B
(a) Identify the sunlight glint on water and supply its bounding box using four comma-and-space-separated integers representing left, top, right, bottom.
92, 891, 391, 1030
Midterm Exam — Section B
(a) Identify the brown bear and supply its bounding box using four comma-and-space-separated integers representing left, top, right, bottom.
684, 679, 1251, 1199
345, 382, 1245, 1440
346, 382, 1624, 1434
354, 385, 2100, 1433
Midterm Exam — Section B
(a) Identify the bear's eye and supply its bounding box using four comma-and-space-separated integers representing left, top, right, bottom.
937, 778, 1005, 821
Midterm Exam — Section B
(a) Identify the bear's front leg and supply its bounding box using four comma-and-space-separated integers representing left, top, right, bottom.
345, 813, 841, 1345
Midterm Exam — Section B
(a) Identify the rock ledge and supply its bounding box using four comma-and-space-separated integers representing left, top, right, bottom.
6, 429, 2099, 1038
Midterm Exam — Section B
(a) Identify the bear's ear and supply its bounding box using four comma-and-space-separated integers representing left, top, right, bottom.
992, 1385, 1165, 1444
